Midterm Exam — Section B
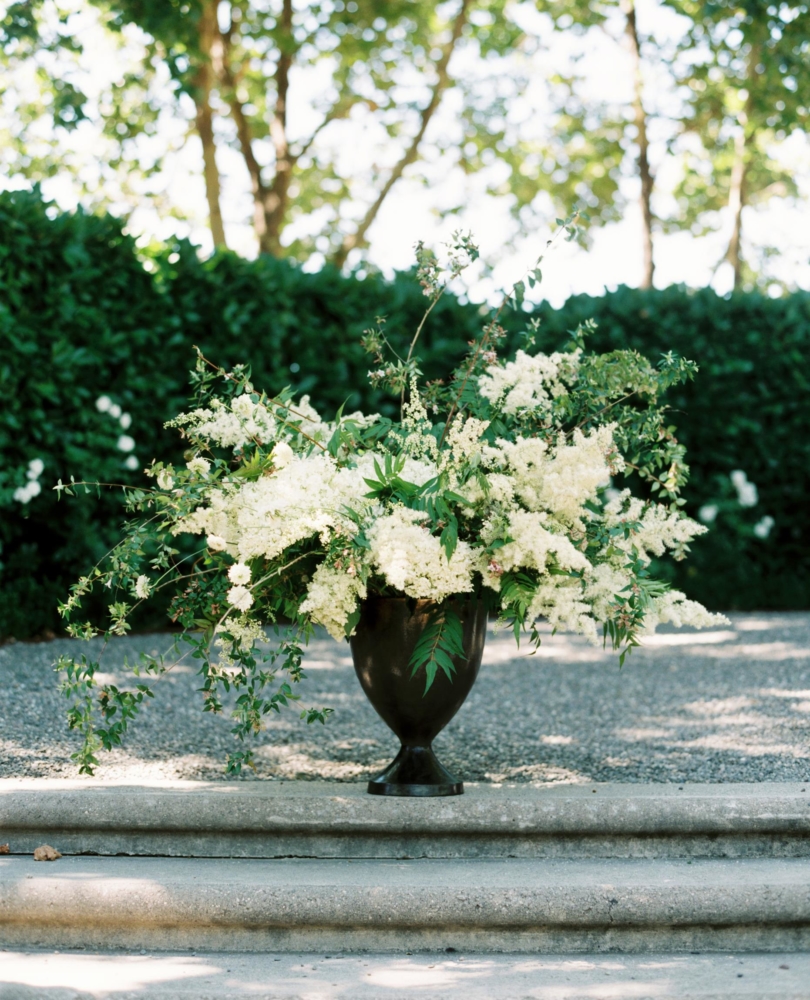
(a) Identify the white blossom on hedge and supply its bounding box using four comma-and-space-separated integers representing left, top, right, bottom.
731, 469, 758, 507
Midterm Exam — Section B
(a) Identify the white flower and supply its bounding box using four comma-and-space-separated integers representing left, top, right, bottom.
442, 416, 490, 467
27, 458, 44, 479
227, 584, 254, 612
478, 349, 580, 415
698, 504, 718, 524
13, 481, 41, 504
134, 575, 151, 599
753, 515, 774, 539
169, 397, 278, 450
271, 441, 294, 469
641, 589, 729, 633
367, 507, 475, 601
96, 395, 112, 413
231, 394, 255, 419
207, 534, 228, 551
119, 412, 132, 430
186, 457, 211, 478
124, 455, 139, 470
487, 510, 591, 580
109, 403, 122, 419
602, 493, 706, 564
299, 563, 367, 641
228, 562, 252, 585
117, 435, 135, 453
215, 616, 266, 668
157, 469, 174, 490
730, 470, 758, 508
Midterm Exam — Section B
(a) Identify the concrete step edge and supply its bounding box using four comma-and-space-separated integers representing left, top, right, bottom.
2, 856, 809, 954
3, 781, 809, 859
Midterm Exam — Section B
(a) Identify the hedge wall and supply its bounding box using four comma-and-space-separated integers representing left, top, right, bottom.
1, 189, 807, 638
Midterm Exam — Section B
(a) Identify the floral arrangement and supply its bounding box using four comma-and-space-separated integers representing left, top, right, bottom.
57, 228, 725, 774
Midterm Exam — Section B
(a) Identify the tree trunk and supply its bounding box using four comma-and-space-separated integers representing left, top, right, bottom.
263, 0, 294, 253
622, 0, 654, 289
725, 128, 747, 289
193, 0, 227, 249
218, 0, 294, 256
722, 46, 758, 291
331, 0, 472, 269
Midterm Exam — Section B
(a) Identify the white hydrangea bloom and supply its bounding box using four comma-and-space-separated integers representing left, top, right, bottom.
535, 427, 619, 528
641, 589, 728, 633
186, 457, 211, 477
477, 349, 580, 415
299, 563, 368, 641
495, 426, 616, 529
489, 510, 591, 579
367, 507, 475, 601
173, 396, 278, 450
527, 576, 597, 640
227, 584, 254, 612
232, 454, 362, 562
231, 393, 255, 419
602, 491, 707, 564
228, 563, 251, 586
494, 436, 548, 508
271, 441, 294, 468
207, 534, 228, 551
582, 563, 633, 621
442, 416, 490, 467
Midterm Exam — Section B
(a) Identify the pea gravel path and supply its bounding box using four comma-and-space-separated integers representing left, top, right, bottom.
1, 613, 808, 784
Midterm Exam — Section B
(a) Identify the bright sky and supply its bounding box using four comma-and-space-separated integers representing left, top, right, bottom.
3, 0, 808, 306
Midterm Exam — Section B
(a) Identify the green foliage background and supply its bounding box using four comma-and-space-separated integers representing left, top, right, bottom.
2, 189, 807, 638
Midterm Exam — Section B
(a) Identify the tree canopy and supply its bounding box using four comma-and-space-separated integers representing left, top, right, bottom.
2, 0, 807, 288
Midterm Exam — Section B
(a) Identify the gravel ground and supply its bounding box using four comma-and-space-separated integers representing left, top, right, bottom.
1, 613, 808, 784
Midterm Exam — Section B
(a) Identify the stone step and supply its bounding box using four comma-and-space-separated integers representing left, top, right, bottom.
1, 780, 809, 860
2, 949, 810, 999
1, 855, 808, 955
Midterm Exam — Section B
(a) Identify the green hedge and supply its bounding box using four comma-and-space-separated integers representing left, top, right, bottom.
1, 189, 807, 637
526, 290, 810, 613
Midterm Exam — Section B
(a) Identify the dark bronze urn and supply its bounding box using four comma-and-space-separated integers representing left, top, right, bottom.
349, 597, 487, 797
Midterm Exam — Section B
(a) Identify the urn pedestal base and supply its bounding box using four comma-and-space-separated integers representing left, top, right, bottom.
367, 744, 462, 797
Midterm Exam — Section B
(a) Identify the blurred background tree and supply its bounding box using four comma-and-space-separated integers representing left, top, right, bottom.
664, 0, 809, 289
0, 0, 807, 283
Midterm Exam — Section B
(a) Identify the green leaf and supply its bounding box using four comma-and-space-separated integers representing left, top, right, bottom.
408, 607, 465, 694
